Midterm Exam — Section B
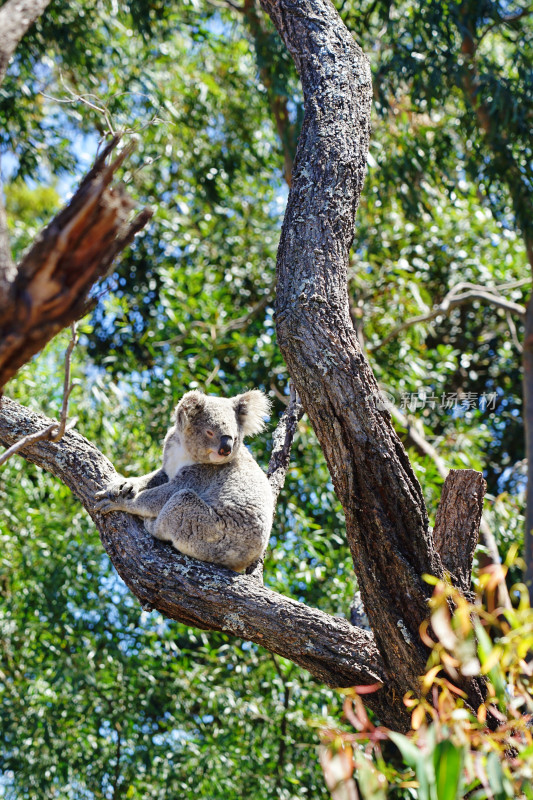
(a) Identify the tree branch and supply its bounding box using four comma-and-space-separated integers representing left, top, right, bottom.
267, 383, 304, 503
370, 280, 527, 352
0, 396, 398, 723
0, 323, 79, 466
0, 0, 51, 86
0, 136, 153, 389
390, 404, 512, 608
246, 383, 304, 580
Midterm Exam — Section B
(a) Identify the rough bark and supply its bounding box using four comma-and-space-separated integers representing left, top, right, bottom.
0, 0, 490, 734
0, 396, 401, 726
433, 469, 486, 597
0, 137, 152, 388
258, 0, 442, 704
0, 0, 51, 85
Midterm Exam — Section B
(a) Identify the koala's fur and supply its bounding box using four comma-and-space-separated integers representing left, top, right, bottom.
95, 389, 273, 572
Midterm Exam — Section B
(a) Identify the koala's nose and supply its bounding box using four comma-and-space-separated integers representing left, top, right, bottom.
218, 435, 233, 457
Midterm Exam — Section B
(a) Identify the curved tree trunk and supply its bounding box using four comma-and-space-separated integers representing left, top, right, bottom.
259, 0, 442, 698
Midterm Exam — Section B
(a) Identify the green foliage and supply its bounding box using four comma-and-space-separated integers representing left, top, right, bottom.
4, 180, 60, 257
321, 569, 533, 800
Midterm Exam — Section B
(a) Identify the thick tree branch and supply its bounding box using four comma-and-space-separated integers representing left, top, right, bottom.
391, 405, 512, 609
0, 397, 399, 724
0, 136, 152, 389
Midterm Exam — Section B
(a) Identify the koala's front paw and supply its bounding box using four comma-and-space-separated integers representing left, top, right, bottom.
94, 494, 127, 514
102, 478, 136, 499
94, 479, 134, 514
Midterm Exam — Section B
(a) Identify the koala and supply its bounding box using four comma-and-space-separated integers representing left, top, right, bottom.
94, 389, 274, 572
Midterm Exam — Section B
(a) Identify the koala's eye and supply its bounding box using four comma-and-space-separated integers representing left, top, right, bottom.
206, 430, 215, 438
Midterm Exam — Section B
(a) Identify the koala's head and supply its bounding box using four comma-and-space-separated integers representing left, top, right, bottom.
174, 389, 270, 464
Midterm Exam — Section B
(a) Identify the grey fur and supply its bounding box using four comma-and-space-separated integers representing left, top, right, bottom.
95, 389, 274, 572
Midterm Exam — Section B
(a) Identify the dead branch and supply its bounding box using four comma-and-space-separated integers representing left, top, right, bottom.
433, 469, 486, 597
390, 403, 512, 608
0, 136, 152, 389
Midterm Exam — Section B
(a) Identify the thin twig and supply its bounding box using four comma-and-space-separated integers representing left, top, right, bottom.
205, 0, 244, 10
506, 310, 523, 353
267, 383, 305, 504
50, 323, 79, 441
476, 7, 532, 49
0, 325, 79, 466
369, 279, 527, 352
246, 384, 304, 580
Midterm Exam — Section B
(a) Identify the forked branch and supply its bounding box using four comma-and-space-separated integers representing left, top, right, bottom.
0, 397, 397, 724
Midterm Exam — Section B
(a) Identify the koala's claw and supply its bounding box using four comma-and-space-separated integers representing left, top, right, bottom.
94, 496, 123, 514
95, 479, 134, 508
116, 481, 135, 498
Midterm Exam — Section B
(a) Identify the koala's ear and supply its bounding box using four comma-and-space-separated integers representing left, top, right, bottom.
233, 390, 271, 437
175, 390, 206, 428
